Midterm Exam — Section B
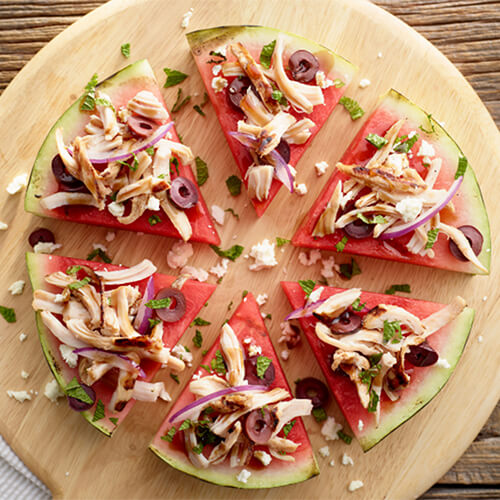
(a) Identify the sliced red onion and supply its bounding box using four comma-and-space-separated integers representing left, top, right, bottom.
379, 177, 463, 241
87, 122, 174, 164
269, 148, 294, 193
169, 384, 267, 424
285, 299, 328, 321
73, 347, 146, 378
228, 131, 258, 149
133, 276, 155, 334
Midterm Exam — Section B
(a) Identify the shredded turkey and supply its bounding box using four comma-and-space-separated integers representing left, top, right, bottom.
246, 165, 274, 201
313, 288, 361, 319
220, 324, 245, 386
41, 192, 98, 210
127, 90, 169, 121
95, 259, 157, 284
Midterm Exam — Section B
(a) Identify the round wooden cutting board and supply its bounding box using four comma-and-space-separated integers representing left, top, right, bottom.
0, 0, 498, 498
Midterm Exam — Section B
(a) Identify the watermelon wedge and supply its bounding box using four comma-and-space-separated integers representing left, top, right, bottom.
186, 26, 357, 216
150, 293, 319, 488
25, 59, 220, 245
292, 89, 491, 274
27, 252, 216, 436
281, 281, 474, 451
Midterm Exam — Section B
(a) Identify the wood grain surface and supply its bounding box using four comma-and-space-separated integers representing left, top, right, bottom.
0, 1, 498, 499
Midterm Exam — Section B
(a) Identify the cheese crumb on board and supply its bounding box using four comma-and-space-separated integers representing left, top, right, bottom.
105, 231, 116, 242
342, 453, 354, 466
236, 469, 251, 484
249, 239, 277, 271
7, 173, 28, 195
19, 332, 27, 342
181, 266, 208, 282
180, 8, 194, 28
7, 390, 31, 402
315, 161, 329, 176
211, 205, 225, 225
298, 249, 321, 266
210, 258, 229, 279
44, 379, 64, 403
348, 480, 364, 492
33, 242, 62, 254
322, 416, 342, 441
256, 293, 268, 306
359, 78, 371, 88
21, 371, 29, 379
8, 280, 25, 295
318, 446, 330, 458
167, 241, 193, 269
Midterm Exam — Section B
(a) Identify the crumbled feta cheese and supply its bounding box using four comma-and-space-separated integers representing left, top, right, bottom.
21, 370, 29, 379
33, 242, 62, 254
321, 256, 338, 279
358, 419, 364, 431
329, 459, 335, 467
315, 71, 334, 89
483, 296, 488, 301
249, 239, 277, 271
280, 349, 289, 361
308, 286, 324, 304
212, 76, 228, 93
44, 379, 64, 403
236, 469, 251, 484
254, 450, 272, 466
436, 358, 451, 369
53, 294, 64, 304
385, 153, 409, 175
322, 416, 342, 441
8, 280, 25, 296
192, 371, 202, 381
377, 51, 383, 58
181, 265, 208, 282
348, 480, 364, 492
108, 201, 125, 217
180, 7, 194, 28
167, 241, 194, 269
478, 335, 483, 343
256, 293, 268, 306
212, 64, 222, 76
92, 243, 107, 252
19, 332, 27, 342
172, 345, 193, 367
243, 337, 252, 344
7, 390, 31, 402
0, 221, 8, 230
298, 249, 322, 266
318, 446, 330, 458
294, 182, 308, 195
217, 46, 227, 58
248, 344, 262, 357
210, 258, 229, 279
210, 205, 225, 225
59, 344, 78, 368
342, 453, 354, 466
65, 472, 70, 477
105, 231, 116, 242
396, 197, 423, 223
408, 130, 417, 139
417, 140, 435, 158
146, 196, 161, 211
6, 173, 28, 195
315, 161, 329, 176
359, 78, 371, 88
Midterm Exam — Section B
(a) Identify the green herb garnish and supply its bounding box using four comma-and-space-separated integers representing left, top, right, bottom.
170, 157, 180, 176
80, 73, 98, 111
455, 155, 468, 179
193, 105, 205, 116
276, 237, 290, 247
87, 248, 112, 264
224, 208, 239, 220
271, 88, 287, 106
369, 353, 383, 366
0, 305, 16, 323
163, 67, 188, 88
65, 377, 93, 404
191, 317, 211, 327
357, 213, 387, 225
425, 228, 440, 249
162, 426, 176, 442
227, 301, 233, 311
192, 443, 204, 454
92, 400, 105, 422
146, 297, 172, 309
260, 40, 276, 69
225, 175, 242, 196
283, 419, 296, 437
210, 244, 244, 261
419, 113, 436, 135
394, 133, 419, 153
366, 133, 388, 150
383, 320, 402, 344
148, 318, 161, 328
148, 215, 162, 226
384, 284, 411, 295
256, 356, 272, 378
359, 364, 381, 385
337, 430, 353, 444
145, 146, 155, 157
193, 330, 203, 348
335, 236, 348, 252
312, 407, 327, 422
68, 277, 91, 290
368, 390, 379, 413
211, 350, 227, 375
195, 156, 208, 186
120, 43, 130, 58
170, 373, 180, 384
171, 88, 191, 112
65, 265, 82, 275
242, 290, 248, 299
200, 364, 211, 372
351, 298, 366, 312
95, 97, 115, 112
332, 79, 345, 88
339, 259, 361, 279
178, 419, 192, 431
298, 279, 315, 298
109, 417, 119, 426
339, 96, 364, 120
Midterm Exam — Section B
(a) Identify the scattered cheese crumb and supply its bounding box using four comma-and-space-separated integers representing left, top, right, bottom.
33, 242, 62, 254
172, 345, 193, 367
321, 256, 338, 279
180, 7, 194, 28
181, 266, 208, 282
358, 420, 364, 431
146, 196, 161, 211
54, 294, 64, 303
478, 335, 483, 343
308, 286, 324, 304
6, 173, 28, 195
249, 239, 278, 271
192, 371, 202, 381
322, 416, 342, 441
254, 450, 272, 466
377, 51, 383, 58
107, 201, 125, 217
483, 296, 488, 301
105, 231, 116, 242
59, 344, 78, 368
315, 161, 329, 176
8, 280, 25, 295
342, 453, 354, 466
44, 379, 64, 403
243, 337, 252, 344
318, 446, 330, 458
359, 78, 371, 88
436, 358, 451, 369
167, 241, 194, 269
417, 140, 435, 158
7, 390, 31, 402
315, 71, 334, 89
298, 249, 322, 266
236, 469, 251, 484
210, 205, 225, 225
248, 344, 262, 357
280, 349, 289, 361
212, 64, 222, 76
65, 472, 70, 477
329, 459, 335, 467
396, 197, 423, 223
92, 243, 107, 252
210, 258, 229, 279
294, 182, 308, 195
0, 221, 8, 230
212, 76, 228, 93
19, 332, 27, 342
21, 371, 29, 380
256, 293, 268, 306
348, 480, 364, 492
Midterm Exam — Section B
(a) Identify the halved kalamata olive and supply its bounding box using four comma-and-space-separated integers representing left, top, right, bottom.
153, 288, 186, 322
168, 177, 199, 210
244, 355, 275, 386
329, 310, 362, 335
449, 225, 483, 262
295, 377, 329, 408
405, 341, 438, 367
245, 407, 276, 444
68, 384, 96, 412
51, 154, 86, 192
275, 138, 291, 164
289, 50, 320, 83
344, 219, 374, 239
227, 77, 252, 109
28, 228, 55, 248
127, 115, 160, 138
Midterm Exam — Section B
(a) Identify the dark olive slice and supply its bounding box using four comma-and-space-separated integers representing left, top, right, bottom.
295, 377, 329, 408
448, 225, 483, 262
405, 341, 439, 367
168, 177, 199, 210
289, 50, 320, 83
244, 355, 275, 386
275, 138, 291, 164
153, 288, 186, 322
68, 384, 96, 412
127, 115, 159, 138
244, 407, 276, 444
28, 228, 55, 248
344, 219, 374, 239
51, 154, 86, 192
227, 77, 252, 109
330, 310, 362, 335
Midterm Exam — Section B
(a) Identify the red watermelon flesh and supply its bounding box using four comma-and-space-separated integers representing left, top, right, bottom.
26, 252, 216, 436
292, 89, 490, 274
281, 281, 474, 451
25, 59, 220, 245
150, 293, 319, 488
187, 26, 357, 217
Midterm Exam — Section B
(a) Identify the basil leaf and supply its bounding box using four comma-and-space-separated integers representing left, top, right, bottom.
425, 228, 440, 249
68, 277, 91, 290
225, 175, 242, 196
351, 298, 366, 312
0, 306, 16, 323
383, 320, 402, 344
332, 79, 345, 88
393, 133, 419, 153
92, 400, 105, 422
148, 215, 162, 226
120, 43, 130, 58
146, 297, 172, 309
256, 356, 272, 378
312, 407, 327, 422
162, 426, 176, 442
260, 40, 276, 69
366, 133, 388, 149
211, 350, 227, 375
384, 284, 411, 295
335, 236, 348, 252
193, 104, 205, 116
191, 317, 211, 327
170, 373, 180, 384
109, 417, 119, 426
210, 244, 244, 262
80, 73, 98, 111
368, 390, 379, 413
195, 156, 209, 186
337, 430, 352, 444
339, 96, 364, 120
66, 265, 82, 275
65, 377, 93, 404
192, 330, 203, 348
298, 279, 315, 298
148, 318, 161, 328
87, 248, 112, 264
283, 419, 296, 437
163, 67, 188, 88
455, 155, 468, 179
276, 237, 290, 247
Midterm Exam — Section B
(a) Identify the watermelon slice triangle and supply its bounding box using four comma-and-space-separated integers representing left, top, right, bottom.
281, 281, 474, 451
24, 59, 220, 245
292, 89, 490, 274
150, 293, 319, 488
186, 26, 357, 217
26, 252, 216, 436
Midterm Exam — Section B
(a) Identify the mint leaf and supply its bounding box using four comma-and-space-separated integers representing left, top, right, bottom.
260, 40, 276, 69
366, 133, 388, 149
339, 96, 364, 120
66, 265, 82, 275
384, 284, 411, 295
120, 43, 130, 58
163, 67, 188, 88
191, 317, 211, 327
419, 113, 436, 135
171, 88, 191, 112
192, 443, 204, 454
332, 79, 345, 88
337, 430, 352, 444
224, 208, 239, 220
383, 320, 402, 344
109, 417, 119, 426
335, 236, 348, 252
68, 277, 91, 290
298, 279, 315, 298
162, 426, 176, 442
425, 228, 439, 249
368, 390, 379, 413
146, 297, 172, 309
195, 156, 208, 186
200, 364, 211, 372
65, 377, 93, 404
178, 419, 192, 431
339, 259, 361, 279
193, 104, 205, 116
211, 350, 227, 375
0, 306, 16, 323
170, 373, 180, 384
394, 133, 419, 153
283, 419, 296, 437
80, 73, 98, 111
145, 146, 155, 157
148, 318, 161, 328
312, 407, 327, 422
192, 330, 203, 348
87, 248, 112, 264
351, 298, 366, 312
210, 244, 244, 261
455, 155, 468, 179
148, 215, 162, 226
92, 400, 105, 422
256, 356, 272, 378
276, 237, 290, 247
225, 175, 242, 196
242, 290, 248, 299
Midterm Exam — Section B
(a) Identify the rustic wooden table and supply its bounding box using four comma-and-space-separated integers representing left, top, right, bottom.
0, 1, 498, 498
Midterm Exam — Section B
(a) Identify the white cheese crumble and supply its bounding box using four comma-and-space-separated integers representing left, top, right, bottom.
294, 182, 308, 195
243, 337, 252, 344
54, 294, 64, 303
321, 256, 338, 279
298, 249, 322, 266
107, 201, 125, 217
315, 71, 334, 89
167, 241, 194, 269
236, 469, 251, 484
248, 344, 262, 357
59, 344, 78, 368
308, 286, 324, 304
44, 379, 64, 403
358, 419, 364, 431
342, 453, 354, 466
181, 266, 208, 282
359, 78, 371, 88
377, 52, 383, 58
280, 349, 289, 361
348, 480, 364, 492
146, 196, 161, 211
105, 231, 116, 242
210, 258, 229, 279
33, 242, 62, 254
483, 296, 488, 301
21, 371, 29, 379
6, 173, 28, 195
417, 140, 435, 158
192, 371, 202, 381
210, 205, 225, 225
385, 152, 408, 175
0, 221, 8, 230
249, 239, 278, 271
8, 280, 25, 295
212, 64, 222, 76
478, 335, 483, 343
212, 76, 228, 93
254, 450, 272, 466
256, 293, 268, 306
329, 459, 335, 467
321, 416, 342, 441
19, 332, 27, 342
318, 446, 330, 458
180, 7, 194, 28
172, 345, 193, 367
436, 358, 451, 369
7, 390, 31, 402
396, 197, 423, 223
315, 161, 329, 176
